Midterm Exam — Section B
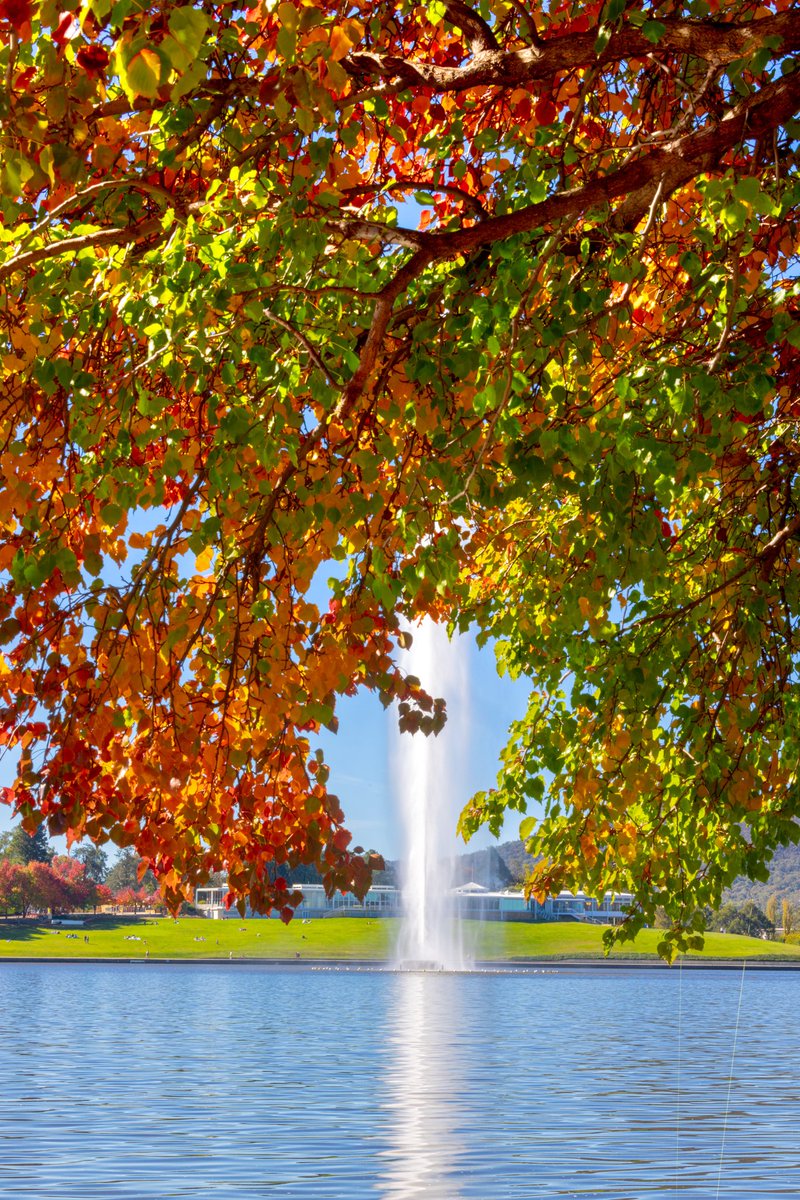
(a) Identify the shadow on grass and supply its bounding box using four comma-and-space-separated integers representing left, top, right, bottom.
0, 913, 163, 941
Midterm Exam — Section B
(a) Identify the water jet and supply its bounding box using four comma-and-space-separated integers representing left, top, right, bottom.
393, 618, 470, 972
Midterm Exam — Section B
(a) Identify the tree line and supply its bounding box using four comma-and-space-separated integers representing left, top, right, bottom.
0, 826, 161, 917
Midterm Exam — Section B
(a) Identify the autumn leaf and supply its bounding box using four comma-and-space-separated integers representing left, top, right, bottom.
121, 46, 162, 99
0, 0, 32, 31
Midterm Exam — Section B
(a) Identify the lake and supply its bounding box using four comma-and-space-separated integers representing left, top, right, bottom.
0, 962, 798, 1198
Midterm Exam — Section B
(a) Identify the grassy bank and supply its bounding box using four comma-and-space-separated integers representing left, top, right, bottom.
2, 916, 799, 962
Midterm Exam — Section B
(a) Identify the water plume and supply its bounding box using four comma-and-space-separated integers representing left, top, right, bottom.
393, 618, 469, 971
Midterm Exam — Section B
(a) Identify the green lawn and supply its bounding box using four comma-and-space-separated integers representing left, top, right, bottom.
1, 915, 799, 962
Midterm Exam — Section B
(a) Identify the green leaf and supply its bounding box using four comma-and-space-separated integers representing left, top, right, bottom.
594, 25, 611, 54
121, 46, 163, 100
168, 6, 210, 57
641, 20, 666, 43
276, 24, 297, 61
277, 1, 299, 30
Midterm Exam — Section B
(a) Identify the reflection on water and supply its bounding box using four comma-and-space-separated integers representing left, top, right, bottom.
379, 972, 466, 1198
1, 963, 800, 1198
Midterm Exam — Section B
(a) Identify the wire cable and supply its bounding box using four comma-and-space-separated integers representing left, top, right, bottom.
715, 960, 747, 1200
676, 953, 682, 1199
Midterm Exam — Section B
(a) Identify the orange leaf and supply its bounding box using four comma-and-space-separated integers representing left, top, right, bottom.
329, 25, 355, 61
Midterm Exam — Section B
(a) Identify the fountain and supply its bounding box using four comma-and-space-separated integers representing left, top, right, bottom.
393, 618, 469, 971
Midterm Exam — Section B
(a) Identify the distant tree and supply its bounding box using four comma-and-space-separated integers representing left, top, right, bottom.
70, 844, 109, 885
51, 857, 94, 911
106, 850, 157, 895
782, 899, 795, 939
1, 823, 53, 865
0, 861, 35, 917
114, 886, 152, 913
715, 901, 774, 939
766, 894, 778, 927
28, 861, 69, 916
24, 857, 93, 915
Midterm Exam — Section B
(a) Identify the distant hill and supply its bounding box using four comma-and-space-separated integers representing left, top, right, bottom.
494, 839, 539, 883
453, 845, 514, 889
487, 837, 800, 910
723, 840, 800, 909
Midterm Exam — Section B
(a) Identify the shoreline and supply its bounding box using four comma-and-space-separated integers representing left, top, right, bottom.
3, 954, 800, 970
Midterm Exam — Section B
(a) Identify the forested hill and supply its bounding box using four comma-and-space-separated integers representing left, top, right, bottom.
723, 842, 800, 909
491, 839, 800, 909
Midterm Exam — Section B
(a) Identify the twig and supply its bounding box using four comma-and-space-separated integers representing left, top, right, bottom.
262, 308, 342, 384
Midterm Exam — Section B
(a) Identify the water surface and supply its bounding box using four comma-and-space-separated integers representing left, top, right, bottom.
0, 963, 797, 1198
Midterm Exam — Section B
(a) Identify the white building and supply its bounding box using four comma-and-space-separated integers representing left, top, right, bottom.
195, 881, 633, 925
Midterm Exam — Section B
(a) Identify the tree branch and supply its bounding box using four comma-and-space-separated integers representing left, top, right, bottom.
345, 11, 800, 92
443, 1, 498, 54
414, 70, 800, 259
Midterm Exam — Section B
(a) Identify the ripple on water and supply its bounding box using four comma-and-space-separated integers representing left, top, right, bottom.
0, 963, 798, 1198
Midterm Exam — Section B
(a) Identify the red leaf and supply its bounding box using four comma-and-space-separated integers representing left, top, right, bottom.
333, 827, 351, 851
77, 43, 109, 73
14, 66, 36, 89
535, 97, 557, 126
0, 0, 32, 31
52, 10, 79, 46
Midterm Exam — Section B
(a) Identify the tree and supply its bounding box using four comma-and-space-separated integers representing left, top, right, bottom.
0, 860, 34, 916
766, 893, 778, 927
714, 899, 774, 938
106, 850, 157, 895
0, 0, 798, 950
782, 898, 795, 938
94, 883, 115, 910
70, 844, 109, 885
0, 824, 53, 866
113, 886, 153, 913
24, 856, 95, 914
50, 855, 95, 910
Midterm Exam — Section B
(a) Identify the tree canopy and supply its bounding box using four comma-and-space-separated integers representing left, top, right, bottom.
1, 0, 799, 948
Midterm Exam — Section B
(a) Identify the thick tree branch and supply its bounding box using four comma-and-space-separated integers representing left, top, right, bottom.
346, 11, 800, 92
443, 1, 498, 54
0, 219, 164, 283
413, 70, 800, 258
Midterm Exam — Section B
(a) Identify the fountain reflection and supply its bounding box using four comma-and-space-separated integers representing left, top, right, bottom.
378, 972, 466, 1199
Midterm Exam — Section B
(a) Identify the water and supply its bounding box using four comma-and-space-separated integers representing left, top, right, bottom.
1, 962, 799, 1198
394, 619, 469, 970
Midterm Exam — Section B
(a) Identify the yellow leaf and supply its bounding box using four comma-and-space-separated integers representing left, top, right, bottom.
330, 25, 355, 61
195, 546, 214, 572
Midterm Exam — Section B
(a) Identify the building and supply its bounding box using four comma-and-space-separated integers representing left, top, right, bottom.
530, 889, 633, 925
195, 881, 633, 925
194, 883, 402, 920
